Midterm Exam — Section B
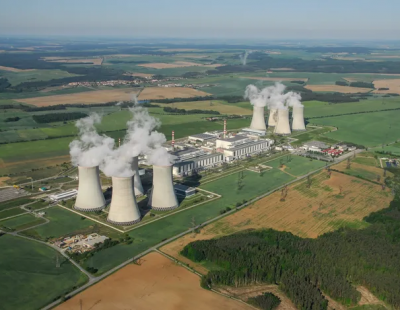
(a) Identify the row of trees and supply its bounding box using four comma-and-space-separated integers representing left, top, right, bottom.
335, 81, 375, 88
163, 107, 220, 115
32, 112, 87, 123
182, 192, 400, 309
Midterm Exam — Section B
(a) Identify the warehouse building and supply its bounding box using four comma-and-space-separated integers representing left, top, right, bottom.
223, 139, 273, 159
188, 133, 218, 143
49, 189, 78, 202
174, 184, 196, 197
173, 152, 224, 176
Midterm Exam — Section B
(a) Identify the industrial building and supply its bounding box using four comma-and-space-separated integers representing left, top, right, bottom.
188, 133, 219, 143
173, 152, 224, 176
74, 166, 106, 212
49, 189, 78, 202
301, 141, 330, 153
148, 165, 179, 211
174, 184, 196, 197
223, 139, 272, 159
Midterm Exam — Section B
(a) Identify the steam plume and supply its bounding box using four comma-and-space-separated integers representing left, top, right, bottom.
239, 50, 252, 65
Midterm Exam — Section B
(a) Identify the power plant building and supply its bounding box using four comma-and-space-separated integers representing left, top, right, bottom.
148, 165, 179, 211
291, 106, 306, 131
249, 106, 267, 132
274, 109, 291, 135
222, 139, 273, 158
74, 166, 106, 212
174, 184, 196, 197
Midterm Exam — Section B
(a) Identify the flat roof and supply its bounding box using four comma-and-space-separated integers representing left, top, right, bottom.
174, 152, 223, 165
226, 140, 270, 152
172, 147, 199, 157
188, 133, 216, 140
304, 140, 329, 148
174, 184, 195, 192
218, 135, 248, 142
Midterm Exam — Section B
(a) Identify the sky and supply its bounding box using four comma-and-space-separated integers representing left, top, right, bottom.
0, 0, 399, 40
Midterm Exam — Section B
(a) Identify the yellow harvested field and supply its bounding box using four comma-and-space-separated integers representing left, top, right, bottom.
16, 88, 140, 106
138, 61, 223, 69
243, 76, 308, 82
56, 252, 252, 310
42, 57, 103, 65
305, 84, 372, 93
157, 100, 252, 115
373, 79, 400, 94
138, 87, 211, 100
0, 66, 35, 72
0, 177, 10, 187
343, 77, 358, 83
0, 155, 70, 171
161, 171, 391, 274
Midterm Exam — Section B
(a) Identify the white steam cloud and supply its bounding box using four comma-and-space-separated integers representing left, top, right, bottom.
239, 50, 252, 65
244, 82, 303, 110
69, 113, 115, 167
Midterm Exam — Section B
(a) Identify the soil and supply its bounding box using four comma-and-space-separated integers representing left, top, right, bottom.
305, 85, 372, 93
0, 177, 10, 187
56, 252, 252, 310
357, 286, 386, 306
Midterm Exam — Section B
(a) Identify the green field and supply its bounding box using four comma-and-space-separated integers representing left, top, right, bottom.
0, 213, 45, 231
0, 234, 87, 310
262, 155, 327, 176
0, 208, 27, 220
0, 69, 81, 86
0, 197, 32, 211
311, 110, 400, 147
23, 206, 96, 240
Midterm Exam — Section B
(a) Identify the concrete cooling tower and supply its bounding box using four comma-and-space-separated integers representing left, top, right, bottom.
74, 166, 106, 212
292, 106, 306, 131
148, 165, 179, 211
249, 106, 267, 131
268, 109, 278, 128
131, 156, 144, 196
274, 109, 291, 135
107, 177, 141, 225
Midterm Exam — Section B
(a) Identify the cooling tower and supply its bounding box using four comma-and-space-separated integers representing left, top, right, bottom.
107, 177, 141, 225
249, 106, 267, 131
292, 106, 306, 131
131, 156, 144, 196
148, 165, 179, 211
74, 166, 106, 212
268, 109, 278, 128
274, 109, 291, 135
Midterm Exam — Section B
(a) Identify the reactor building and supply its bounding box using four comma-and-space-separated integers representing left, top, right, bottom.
249, 106, 267, 132
291, 106, 306, 131
131, 156, 144, 196
148, 165, 179, 211
74, 166, 106, 212
268, 108, 278, 128
107, 176, 141, 225
274, 109, 291, 135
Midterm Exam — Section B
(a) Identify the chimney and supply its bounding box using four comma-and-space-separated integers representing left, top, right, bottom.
172, 130, 175, 150
223, 119, 227, 138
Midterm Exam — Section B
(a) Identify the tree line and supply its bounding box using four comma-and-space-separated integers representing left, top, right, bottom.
32, 112, 87, 123
181, 193, 400, 309
163, 107, 220, 115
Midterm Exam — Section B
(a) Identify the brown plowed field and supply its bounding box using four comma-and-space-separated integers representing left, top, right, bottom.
42, 57, 103, 65
16, 88, 140, 106
0, 66, 35, 72
161, 171, 391, 274
305, 85, 372, 93
138, 87, 211, 100
56, 252, 252, 310
373, 78, 400, 94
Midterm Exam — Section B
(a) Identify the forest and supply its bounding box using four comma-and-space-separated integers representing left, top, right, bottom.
163, 107, 220, 115
32, 112, 87, 123
181, 193, 400, 310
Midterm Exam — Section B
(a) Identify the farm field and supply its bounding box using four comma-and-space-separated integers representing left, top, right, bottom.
156, 100, 252, 115
262, 155, 327, 177
0, 68, 81, 85
22, 206, 96, 240
305, 84, 372, 93
15, 88, 140, 106
0, 234, 87, 310
311, 110, 400, 146
373, 79, 400, 94
242, 76, 309, 82
138, 61, 222, 69
138, 87, 211, 100
161, 171, 392, 274
0, 213, 45, 230
0, 197, 32, 211
0, 208, 27, 220
56, 252, 252, 310
332, 160, 390, 183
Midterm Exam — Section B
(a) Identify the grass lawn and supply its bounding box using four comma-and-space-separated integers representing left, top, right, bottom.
0, 234, 87, 310
263, 155, 327, 177
23, 206, 96, 240
0, 213, 45, 231
0, 197, 32, 211
0, 208, 27, 220
291, 127, 339, 146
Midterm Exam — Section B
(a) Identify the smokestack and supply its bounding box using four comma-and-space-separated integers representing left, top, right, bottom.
74, 166, 106, 212
249, 106, 267, 131
172, 130, 175, 150
131, 156, 144, 196
118, 138, 121, 147
274, 109, 291, 135
148, 165, 178, 211
268, 109, 278, 128
107, 177, 141, 225
223, 119, 227, 138
292, 106, 306, 131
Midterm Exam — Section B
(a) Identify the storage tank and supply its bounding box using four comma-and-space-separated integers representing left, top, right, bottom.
274, 109, 291, 135
148, 165, 179, 211
74, 166, 106, 212
268, 108, 278, 128
292, 106, 306, 131
249, 106, 267, 131
131, 156, 144, 196
107, 176, 141, 225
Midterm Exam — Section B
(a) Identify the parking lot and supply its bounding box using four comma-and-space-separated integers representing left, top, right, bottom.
0, 187, 30, 203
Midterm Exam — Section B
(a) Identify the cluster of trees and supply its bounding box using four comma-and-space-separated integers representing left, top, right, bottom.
0, 78, 11, 91
349, 81, 375, 88
32, 112, 87, 123
182, 194, 400, 309
68, 237, 120, 264
163, 107, 220, 115
4, 116, 20, 122
247, 293, 281, 310
285, 85, 361, 103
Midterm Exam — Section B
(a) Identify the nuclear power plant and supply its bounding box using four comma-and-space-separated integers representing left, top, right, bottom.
148, 165, 179, 211
74, 166, 106, 212
131, 156, 144, 196
268, 109, 278, 128
249, 106, 267, 131
107, 176, 141, 225
291, 106, 306, 131
274, 109, 292, 135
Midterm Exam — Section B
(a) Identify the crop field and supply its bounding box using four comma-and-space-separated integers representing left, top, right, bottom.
0, 197, 32, 211
243, 76, 309, 82
138, 61, 222, 69
22, 207, 96, 240
291, 127, 339, 146
311, 110, 400, 147
0, 68, 81, 85
0, 213, 45, 231
373, 79, 400, 94
0, 234, 87, 310
15, 88, 140, 106
156, 100, 252, 115
138, 87, 211, 100
56, 252, 252, 310
305, 84, 373, 93
161, 171, 392, 273
332, 159, 390, 183
0, 66, 35, 72
42, 57, 103, 65
0, 208, 27, 220
262, 155, 327, 177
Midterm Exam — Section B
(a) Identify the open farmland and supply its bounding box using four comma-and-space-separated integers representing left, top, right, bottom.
0, 66, 35, 72
138, 61, 222, 69
161, 171, 391, 275
305, 84, 372, 93
15, 88, 140, 106
373, 79, 400, 94
0, 234, 87, 310
0, 213, 46, 231
156, 100, 252, 115
41, 57, 103, 65
262, 155, 326, 177
56, 252, 252, 310
243, 76, 308, 82
138, 87, 211, 100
